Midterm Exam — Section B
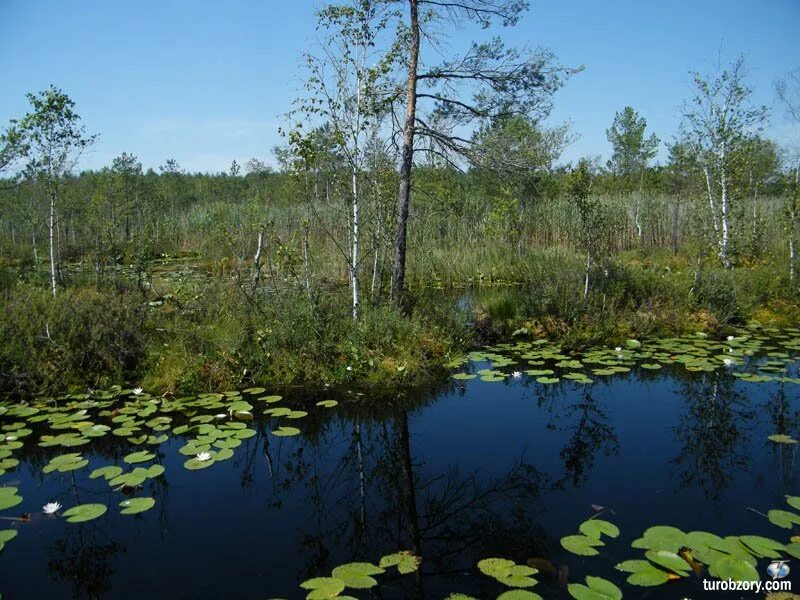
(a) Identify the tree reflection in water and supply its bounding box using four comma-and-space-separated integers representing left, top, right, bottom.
671, 372, 755, 499
48, 526, 122, 599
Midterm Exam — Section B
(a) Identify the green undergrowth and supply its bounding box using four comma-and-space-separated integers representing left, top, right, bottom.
0, 247, 797, 395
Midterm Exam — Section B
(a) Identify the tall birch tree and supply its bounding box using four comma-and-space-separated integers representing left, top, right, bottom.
293, 1, 399, 319
681, 57, 767, 269
16, 86, 96, 296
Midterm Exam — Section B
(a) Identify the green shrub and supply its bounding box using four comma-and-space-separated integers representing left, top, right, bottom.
0, 284, 147, 393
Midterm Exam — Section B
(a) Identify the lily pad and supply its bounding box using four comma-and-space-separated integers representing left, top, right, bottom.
299, 577, 346, 600
644, 550, 690, 575
707, 555, 759, 582
272, 426, 301, 437
330, 562, 384, 589
616, 560, 670, 586
0, 487, 23, 511
62, 503, 107, 523
123, 450, 156, 464
579, 519, 619, 540
379, 551, 420, 574
561, 535, 604, 556
768, 509, 800, 530
90, 465, 124, 480
769, 434, 798, 444
496, 592, 542, 600
119, 497, 155, 515
184, 457, 215, 470
568, 576, 622, 600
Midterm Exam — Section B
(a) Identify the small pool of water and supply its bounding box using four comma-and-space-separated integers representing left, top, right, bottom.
1, 329, 799, 598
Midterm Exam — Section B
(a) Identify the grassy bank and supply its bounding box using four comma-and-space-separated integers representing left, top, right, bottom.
1, 240, 796, 396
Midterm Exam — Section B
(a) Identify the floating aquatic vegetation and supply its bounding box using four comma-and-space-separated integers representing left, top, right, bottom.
330, 562, 384, 589
0, 487, 22, 511
561, 518, 619, 556
568, 576, 622, 600
446, 326, 800, 390
0, 529, 17, 553
769, 434, 798, 444
119, 497, 155, 515
477, 557, 538, 587
62, 503, 107, 523
272, 426, 301, 437
378, 551, 420, 574
123, 450, 156, 464
580, 519, 620, 540
299, 577, 346, 600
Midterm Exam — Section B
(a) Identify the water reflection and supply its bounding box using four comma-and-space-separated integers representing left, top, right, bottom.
48, 527, 122, 599
671, 372, 755, 499
2, 364, 798, 598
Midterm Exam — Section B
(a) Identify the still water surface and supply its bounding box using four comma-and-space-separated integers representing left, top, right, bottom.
0, 352, 797, 598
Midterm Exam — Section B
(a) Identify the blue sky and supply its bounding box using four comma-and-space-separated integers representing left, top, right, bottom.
1, 0, 797, 173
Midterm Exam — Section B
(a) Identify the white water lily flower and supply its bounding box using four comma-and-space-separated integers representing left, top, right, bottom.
614, 347, 622, 352
511, 371, 522, 379
5, 436, 16, 441
728, 348, 734, 353
214, 413, 227, 420
723, 357, 734, 367
196, 452, 212, 462
726, 335, 735, 342
346, 366, 353, 371
132, 387, 144, 395
43, 501, 62, 515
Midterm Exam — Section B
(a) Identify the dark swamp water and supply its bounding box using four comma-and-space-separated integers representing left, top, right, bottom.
1, 329, 800, 599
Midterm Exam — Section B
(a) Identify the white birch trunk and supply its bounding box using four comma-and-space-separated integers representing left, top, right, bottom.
718, 146, 732, 269
48, 191, 57, 298
351, 168, 360, 320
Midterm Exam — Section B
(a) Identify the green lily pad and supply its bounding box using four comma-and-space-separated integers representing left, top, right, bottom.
299, 577, 346, 600
561, 535, 604, 556
616, 560, 670, 586
90, 465, 124, 480
768, 509, 800, 530
496, 592, 542, 600
272, 426, 301, 437
769, 434, 798, 444
379, 551, 420, 574
0, 487, 23, 511
579, 519, 619, 540
644, 550, 690, 575
119, 497, 155, 515
62, 503, 107, 523
184, 457, 215, 470
331, 562, 384, 589
568, 576, 622, 600
707, 555, 759, 582
452, 373, 477, 380
632, 526, 686, 552
123, 450, 156, 464
738, 535, 785, 558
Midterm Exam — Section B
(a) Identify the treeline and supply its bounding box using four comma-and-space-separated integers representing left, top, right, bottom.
0, 130, 793, 285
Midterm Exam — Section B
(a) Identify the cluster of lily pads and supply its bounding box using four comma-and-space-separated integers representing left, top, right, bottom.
297, 496, 800, 600
0, 384, 339, 564
300, 553, 421, 599
448, 325, 800, 387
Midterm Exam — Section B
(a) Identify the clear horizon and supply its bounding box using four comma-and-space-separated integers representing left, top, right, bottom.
1, 0, 798, 174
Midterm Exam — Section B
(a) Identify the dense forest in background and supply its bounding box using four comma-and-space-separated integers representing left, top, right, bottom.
0, 0, 798, 395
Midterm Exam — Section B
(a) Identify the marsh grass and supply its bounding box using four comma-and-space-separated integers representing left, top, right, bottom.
0, 182, 796, 394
